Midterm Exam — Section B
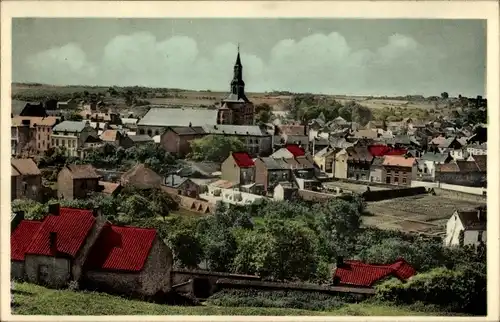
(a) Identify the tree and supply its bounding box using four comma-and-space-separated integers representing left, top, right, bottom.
67, 113, 83, 121
167, 228, 204, 269
236, 219, 320, 281
189, 135, 245, 162
441, 92, 449, 99
121, 194, 152, 219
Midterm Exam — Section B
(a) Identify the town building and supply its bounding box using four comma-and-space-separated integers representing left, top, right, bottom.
163, 174, 200, 198
98, 181, 122, 196
254, 157, 292, 193
99, 129, 134, 149
217, 47, 255, 126
202, 124, 272, 156
51, 121, 99, 157
120, 163, 163, 190
429, 136, 466, 160
369, 157, 385, 183
313, 147, 337, 174
466, 142, 487, 156
137, 107, 218, 137
160, 126, 206, 157
57, 164, 102, 200
346, 147, 374, 181
221, 152, 256, 186
11, 158, 42, 201
435, 158, 486, 187
128, 134, 154, 146
11, 116, 58, 156
57, 98, 78, 110
272, 182, 298, 201
382, 155, 417, 186
82, 224, 173, 297
444, 207, 486, 247
417, 152, 453, 181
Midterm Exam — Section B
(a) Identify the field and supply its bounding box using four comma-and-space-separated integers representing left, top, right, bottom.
11, 282, 455, 316
364, 194, 486, 235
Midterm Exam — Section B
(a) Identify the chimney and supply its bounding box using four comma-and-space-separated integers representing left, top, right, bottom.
336, 256, 344, 267
48, 203, 60, 216
49, 232, 57, 254
189, 122, 192, 127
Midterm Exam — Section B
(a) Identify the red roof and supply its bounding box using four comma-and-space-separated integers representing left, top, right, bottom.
232, 152, 255, 168
368, 145, 407, 157
333, 258, 416, 287
285, 144, 305, 157
25, 208, 95, 258
11, 220, 43, 261
85, 224, 157, 272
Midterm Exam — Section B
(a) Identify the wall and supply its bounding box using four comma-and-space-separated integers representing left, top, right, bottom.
369, 167, 384, 183
24, 255, 71, 288
84, 270, 141, 296
11, 261, 25, 280
334, 152, 348, 179
221, 156, 240, 184
436, 171, 485, 187
73, 178, 100, 199
139, 237, 174, 295
57, 167, 74, 200
72, 215, 107, 283
253, 159, 269, 191
267, 169, 291, 191
464, 230, 486, 246
362, 186, 427, 202
411, 180, 487, 197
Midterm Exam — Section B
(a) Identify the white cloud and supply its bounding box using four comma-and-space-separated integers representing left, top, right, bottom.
22, 31, 462, 96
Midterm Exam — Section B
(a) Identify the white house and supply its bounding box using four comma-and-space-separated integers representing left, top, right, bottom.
444, 207, 486, 247
200, 183, 267, 206
417, 152, 453, 180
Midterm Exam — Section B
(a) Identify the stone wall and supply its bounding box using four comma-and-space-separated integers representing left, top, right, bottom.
139, 237, 173, 295
11, 261, 25, 280
24, 255, 71, 288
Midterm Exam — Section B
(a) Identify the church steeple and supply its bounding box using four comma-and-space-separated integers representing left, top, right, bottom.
230, 44, 248, 102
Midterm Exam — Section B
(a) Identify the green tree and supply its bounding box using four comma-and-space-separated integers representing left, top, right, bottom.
67, 113, 83, 121
440, 92, 449, 99
189, 135, 245, 162
121, 194, 152, 219
167, 228, 204, 268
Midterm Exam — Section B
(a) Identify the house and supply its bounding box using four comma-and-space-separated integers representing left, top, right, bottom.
160, 126, 206, 157
350, 129, 379, 140
281, 135, 310, 151
429, 136, 466, 160
221, 152, 255, 186
10, 205, 107, 288
100, 129, 134, 149
273, 182, 298, 201
177, 161, 221, 179
382, 155, 417, 186
137, 107, 218, 137
83, 223, 173, 297
163, 175, 199, 198
332, 257, 416, 288
201, 184, 266, 206
11, 116, 58, 156
120, 163, 163, 189
254, 157, 292, 192
278, 123, 306, 136
346, 147, 374, 181
57, 98, 78, 110
271, 144, 307, 159
11, 158, 42, 201
51, 121, 98, 157
57, 164, 102, 200
98, 181, 122, 196
82, 135, 104, 151
202, 124, 272, 156
444, 207, 486, 247
369, 157, 386, 183
417, 152, 453, 180
313, 147, 336, 174
332, 148, 349, 179
435, 159, 486, 187
128, 134, 154, 146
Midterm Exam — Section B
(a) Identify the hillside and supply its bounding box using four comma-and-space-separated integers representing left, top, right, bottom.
11, 282, 457, 316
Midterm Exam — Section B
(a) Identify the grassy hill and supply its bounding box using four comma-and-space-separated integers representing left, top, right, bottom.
12, 282, 461, 316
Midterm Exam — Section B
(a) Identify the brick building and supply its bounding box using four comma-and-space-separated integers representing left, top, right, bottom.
382, 155, 417, 186
57, 164, 101, 200
160, 126, 206, 157
254, 157, 291, 193
221, 152, 256, 186
11, 116, 58, 156
11, 158, 42, 201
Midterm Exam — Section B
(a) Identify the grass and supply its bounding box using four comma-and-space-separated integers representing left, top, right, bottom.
11, 282, 456, 316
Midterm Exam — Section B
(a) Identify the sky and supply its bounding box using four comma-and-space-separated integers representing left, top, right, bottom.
12, 18, 486, 97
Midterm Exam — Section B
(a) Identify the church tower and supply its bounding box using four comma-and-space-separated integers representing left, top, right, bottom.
218, 45, 255, 125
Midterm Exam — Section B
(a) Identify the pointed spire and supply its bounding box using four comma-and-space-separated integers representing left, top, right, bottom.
235, 43, 241, 66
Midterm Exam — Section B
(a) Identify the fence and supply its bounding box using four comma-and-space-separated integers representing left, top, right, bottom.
362, 187, 427, 202
411, 180, 487, 196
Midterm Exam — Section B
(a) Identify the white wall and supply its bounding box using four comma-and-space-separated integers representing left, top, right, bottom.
411, 180, 486, 196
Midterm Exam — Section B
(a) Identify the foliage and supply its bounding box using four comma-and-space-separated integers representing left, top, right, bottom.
255, 103, 273, 124
207, 288, 353, 311
189, 135, 246, 163
80, 143, 177, 175
11, 199, 48, 220
67, 113, 83, 121
375, 261, 486, 315
118, 187, 179, 220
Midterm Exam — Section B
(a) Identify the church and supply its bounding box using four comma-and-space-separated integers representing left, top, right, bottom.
217, 47, 255, 125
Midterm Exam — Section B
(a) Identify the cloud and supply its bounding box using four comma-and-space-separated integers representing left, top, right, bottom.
20, 31, 471, 96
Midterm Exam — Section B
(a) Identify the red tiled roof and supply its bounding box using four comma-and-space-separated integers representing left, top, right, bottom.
285, 144, 306, 157
232, 152, 255, 168
333, 259, 416, 287
382, 155, 415, 168
85, 224, 156, 272
25, 208, 95, 258
368, 145, 407, 157
11, 220, 43, 261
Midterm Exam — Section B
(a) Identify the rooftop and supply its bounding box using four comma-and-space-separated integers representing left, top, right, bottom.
138, 107, 218, 127
53, 121, 87, 133
202, 124, 267, 137
11, 158, 41, 176
232, 152, 255, 168
66, 164, 101, 179
382, 155, 416, 168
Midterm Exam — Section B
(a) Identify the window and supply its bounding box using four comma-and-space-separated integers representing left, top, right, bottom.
38, 143, 40, 149
52, 139, 55, 145
55, 139, 59, 146
62, 140, 65, 147
386, 176, 391, 184
424, 168, 428, 174
394, 177, 399, 183
402, 177, 407, 184
37, 264, 49, 284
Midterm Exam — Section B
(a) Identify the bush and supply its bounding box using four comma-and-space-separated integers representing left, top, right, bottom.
375, 263, 486, 315
207, 288, 354, 311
